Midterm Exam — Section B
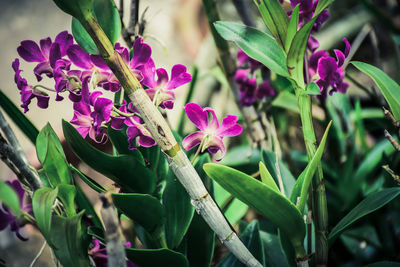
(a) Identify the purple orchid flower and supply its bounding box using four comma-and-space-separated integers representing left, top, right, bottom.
88, 239, 137, 267
114, 102, 156, 149
289, 0, 329, 32
70, 78, 108, 143
237, 49, 262, 72
140, 59, 192, 109
234, 68, 275, 106
89, 39, 152, 92
311, 38, 351, 98
0, 179, 33, 241
66, 44, 112, 89
17, 31, 73, 81
182, 103, 242, 161
12, 59, 50, 113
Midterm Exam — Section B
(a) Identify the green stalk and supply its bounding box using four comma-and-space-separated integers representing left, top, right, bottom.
295, 87, 328, 267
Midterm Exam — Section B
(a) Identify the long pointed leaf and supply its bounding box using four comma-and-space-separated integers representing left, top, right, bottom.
287, 17, 317, 87
0, 90, 38, 144
253, 0, 289, 48
203, 164, 306, 257
214, 21, 289, 77
290, 121, 332, 212
285, 4, 299, 52
329, 187, 400, 244
352, 61, 400, 120
62, 120, 156, 193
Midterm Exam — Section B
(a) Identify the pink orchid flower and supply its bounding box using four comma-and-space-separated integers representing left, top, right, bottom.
182, 103, 243, 161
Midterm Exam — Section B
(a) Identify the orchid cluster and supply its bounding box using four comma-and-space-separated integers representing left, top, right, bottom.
287, 0, 351, 98
13, 32, 192, 149
234, 49, 275, 107
309, 38, 351, 98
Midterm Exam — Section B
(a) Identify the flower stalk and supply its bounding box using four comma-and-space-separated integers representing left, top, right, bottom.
295, 86, 328, 266
80, 12, 262, 267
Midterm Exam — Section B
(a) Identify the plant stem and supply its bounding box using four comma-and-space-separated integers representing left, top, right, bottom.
80, 13, 261, 267
295, 88, 328, 267
100, 193, 128, 267
0, 132, 42, 193
202, 0, 268, 149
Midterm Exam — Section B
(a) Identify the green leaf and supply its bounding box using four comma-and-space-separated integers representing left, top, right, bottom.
271, 91, 299, 113
185, 154, 215, 267
139, 145, 168, 180
58, 184, 77, 217
214, 21, 289, 77
224, 198, 249, 226
75, 183, 103, 230
314, 0, 334, 16
203, 164, 306, 257
261, 150, 296, 197
93, 0, 121, 45
62, 120, 156, 193
108, 127, 145, 164
0, 181, 21, 216
285, 4, 299, 52
341, 139, 395, 206
50, 212, 90, 267
252, 0, 289, 48
71, 0, 121, 54
42, 138, 72, 186
305, 82, 321, 95
36, 123, 64, 164
36, 124, 72, 187
112, 193, 165, 235
352, 61, 400, 120
217, 220, 265, 267
52, 0, 92, 21
71, 18, 99, 54
290, 121, 331, 212
329, 187, 400, 244
354, 100, 368, 153
221, 146, 261, 175
260, 231, 290, 267
0, 90, 38, 144
125, 247, 189, 267
287, 17, 317, 87
163, 170, 194, 249
32, 187, 59, 244
70, 164, 106, 193
259, 162, 280, 193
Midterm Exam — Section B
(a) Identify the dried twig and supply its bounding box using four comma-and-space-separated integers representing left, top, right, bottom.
383, 165, 400, 185
383, 107, 400, 128
384, 129, 400, 151
100, 193, 128, 267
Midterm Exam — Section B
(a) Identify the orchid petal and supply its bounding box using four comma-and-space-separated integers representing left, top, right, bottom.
334, 49, 345, 67
54, 30, 73, 56
182, 131, 204, 151
184, 103, 209, 131
17, 40, 45, 62
67, 44, 93, 69
166, 64, 191, 90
